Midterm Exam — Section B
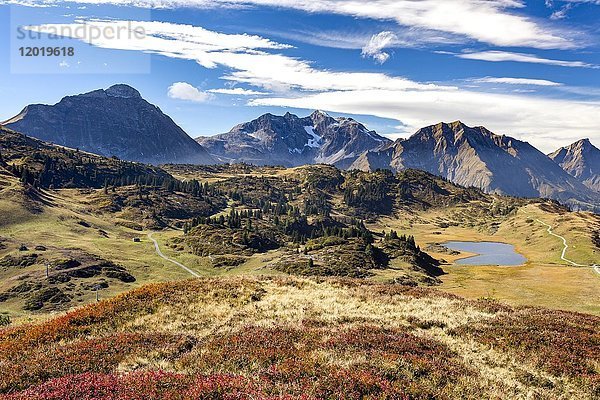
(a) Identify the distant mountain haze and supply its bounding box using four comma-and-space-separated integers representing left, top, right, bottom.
549, 139, 600, 192
196, 110, 391, 168
2, 84, 215, 165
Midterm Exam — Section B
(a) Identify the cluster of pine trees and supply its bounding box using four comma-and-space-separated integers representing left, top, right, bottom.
6, 151, 167, 190
343, 180, 389, 208
303, 190, 331, 217
183, 208, 263, 233
384, 230, 419, 250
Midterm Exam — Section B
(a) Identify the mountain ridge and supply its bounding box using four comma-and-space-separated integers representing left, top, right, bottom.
196, 110, 391, 168
350, 120, 599, 211
2, 84, 598, 210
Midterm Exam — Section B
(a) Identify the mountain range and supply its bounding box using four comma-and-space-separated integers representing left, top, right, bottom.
1, 84, 598, 211
2, 84, 215, 165
350, 121, 599, 210
196, 110, 391, 168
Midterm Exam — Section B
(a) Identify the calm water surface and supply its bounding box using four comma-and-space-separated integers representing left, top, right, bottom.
443, 241, 526, 266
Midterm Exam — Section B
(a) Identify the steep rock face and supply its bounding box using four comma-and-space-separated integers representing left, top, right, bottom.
549, 139, 600, 192
197, 111, 390, 167
3, 84, 215, 165
351, 121, 599, 210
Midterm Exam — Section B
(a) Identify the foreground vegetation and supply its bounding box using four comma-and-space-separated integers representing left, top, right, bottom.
0, 277, 597, 399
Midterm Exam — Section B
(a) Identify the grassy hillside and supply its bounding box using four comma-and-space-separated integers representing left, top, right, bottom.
0, 277, 597, 399
1, 127, 599, 322
0, 126, 170, 189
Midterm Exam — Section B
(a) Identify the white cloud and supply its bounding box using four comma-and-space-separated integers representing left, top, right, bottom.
23, 19, 600, 152
472, 77, 563, 86
264, 28, 461, 51
361, 31, 397, 64
167, 82, 212, 102
12, 0, 578, 49
24, 19, 292, 68
208, 88, 268, 95
457, 50, 598, 68
550, 3, 574, 19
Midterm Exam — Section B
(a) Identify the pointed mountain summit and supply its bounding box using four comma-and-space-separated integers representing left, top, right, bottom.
3, 84, 215, 165
197, 111, 391, 168
350, 121, 599, 210
549, 138, 600, 192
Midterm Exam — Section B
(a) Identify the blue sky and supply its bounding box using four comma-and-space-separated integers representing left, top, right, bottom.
1, 0, 599, 152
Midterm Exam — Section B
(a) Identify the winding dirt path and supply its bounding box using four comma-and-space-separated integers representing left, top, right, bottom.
147, 232, 201, 278
535, 219, 600, 275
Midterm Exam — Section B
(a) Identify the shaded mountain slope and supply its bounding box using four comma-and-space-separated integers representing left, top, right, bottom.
0, 125, 171, 189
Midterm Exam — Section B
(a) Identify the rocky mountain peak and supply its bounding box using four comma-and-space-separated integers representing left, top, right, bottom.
350, 120, 599, 210
310, 110, 330, 118
573, 138, 593, 151
105, 84, 142, 99
549, 138, 600, 192
197, 111, 391, 168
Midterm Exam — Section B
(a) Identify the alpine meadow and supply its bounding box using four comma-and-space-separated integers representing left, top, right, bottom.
0, 1, 599, 399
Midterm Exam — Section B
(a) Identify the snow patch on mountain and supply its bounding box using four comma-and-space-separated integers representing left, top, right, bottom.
304, 126, 322, 148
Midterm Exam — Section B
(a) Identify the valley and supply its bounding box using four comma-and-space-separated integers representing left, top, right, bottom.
1, 152, 598, 323
0, 88, 599, 399
1, 0, 600, 393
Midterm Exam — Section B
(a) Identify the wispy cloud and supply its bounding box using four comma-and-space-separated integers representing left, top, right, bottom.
456, 50, 598, 68
167, 82, 212, 102
361, 31, 397, 64
546, 0, 600, 19
25, 20, 443, 93
11, 0, 579, 49
471, 77, 563, 86
550, 3, 574, 19
208, 88, 268, 96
